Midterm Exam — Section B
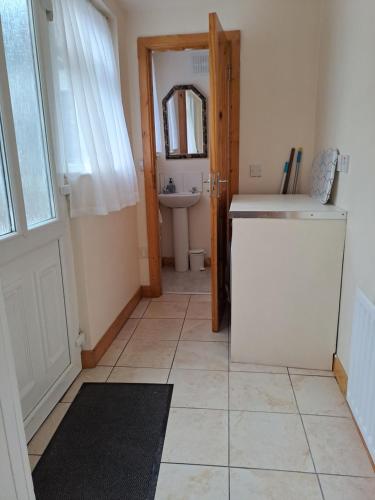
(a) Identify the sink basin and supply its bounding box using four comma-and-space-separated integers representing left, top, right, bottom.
158, 192, 201, 209
158, 192, 201, 272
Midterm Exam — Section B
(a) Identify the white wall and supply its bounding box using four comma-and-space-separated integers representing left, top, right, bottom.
69, 0, 141, 350
315, 0, 375, 371
70, 207, 140, 349
153, 50, 211, 258
119, 0, 322, 284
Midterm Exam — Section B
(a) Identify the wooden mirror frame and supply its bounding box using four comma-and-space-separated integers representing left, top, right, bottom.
162, 84, 208, 159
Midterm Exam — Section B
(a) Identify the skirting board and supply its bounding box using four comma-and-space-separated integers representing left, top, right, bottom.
141, 285, 155, 298
333, 354, 348, 395
81, 287, 142, 368
333, 355, 375, 471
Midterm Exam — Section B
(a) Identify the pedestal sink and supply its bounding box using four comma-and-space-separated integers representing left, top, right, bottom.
159, 192, 201, 272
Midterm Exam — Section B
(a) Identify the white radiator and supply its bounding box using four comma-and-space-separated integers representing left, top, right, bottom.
347, 288, 375, 462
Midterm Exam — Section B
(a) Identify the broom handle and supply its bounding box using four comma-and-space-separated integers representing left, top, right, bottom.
292, 148, 303, 194
283, 148, 295, 194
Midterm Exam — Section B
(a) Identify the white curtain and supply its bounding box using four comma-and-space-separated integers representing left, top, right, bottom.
50, 0, 138, 217
151, 55, 162, 154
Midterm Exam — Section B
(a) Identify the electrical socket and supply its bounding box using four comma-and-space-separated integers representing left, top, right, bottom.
250, 164, 262, 177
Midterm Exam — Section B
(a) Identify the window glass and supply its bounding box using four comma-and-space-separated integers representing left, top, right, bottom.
0, 118, 14, 236
0, 0, 55, 227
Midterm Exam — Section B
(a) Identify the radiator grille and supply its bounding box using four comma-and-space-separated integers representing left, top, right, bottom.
347, 288, 375, 461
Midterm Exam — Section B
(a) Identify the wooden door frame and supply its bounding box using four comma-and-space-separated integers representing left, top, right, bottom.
138, 30, 240, 297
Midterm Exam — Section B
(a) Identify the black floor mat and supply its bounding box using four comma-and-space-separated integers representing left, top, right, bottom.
32, 383, 173, 500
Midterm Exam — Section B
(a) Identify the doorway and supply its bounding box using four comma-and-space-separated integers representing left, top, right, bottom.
153, 48, 211, 295
138, 18, 240, 330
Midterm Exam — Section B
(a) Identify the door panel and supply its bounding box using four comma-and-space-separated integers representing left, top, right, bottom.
1, 241, 70, 419
33, 245, 70, 369
209, 13, 231, 331
3, 282, 37, 403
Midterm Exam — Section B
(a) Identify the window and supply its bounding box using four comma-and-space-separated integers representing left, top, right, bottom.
0, 0, 55, 228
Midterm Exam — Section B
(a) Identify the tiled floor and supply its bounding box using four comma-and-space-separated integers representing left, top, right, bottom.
162, 267, 211, 293
28, 294, 375, 499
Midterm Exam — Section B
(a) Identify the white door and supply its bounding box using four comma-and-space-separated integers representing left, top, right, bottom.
0, 0, 81, 440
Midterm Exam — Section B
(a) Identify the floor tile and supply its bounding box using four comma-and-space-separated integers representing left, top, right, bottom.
173, 341, 228, 371
61, 366, 112, 402
319, 475, 375, 500
302, 415, 374, 476
97, 338, 128, 366
116, 338, 178, 368
152, 293, 190, 304
288, 367, 334, 377
230, 361, 288, 374
162, 408, 228, 466
230, 468, 322, 500
291, 375, 351, 417
116, 318, 139, 340
186, 302, 212, 319
169, 369, 228, 409
190, 294, 211, 303
181, 319, 228, 342
107, 366, 169, 384
230, 411, 314, 472
132, 318, 183, 341
144, 301, 187, 319
162, 268, 211, 294
130, 298, 150, 318
156, 464, 228, 500
28, 403, 70, 455
230, 372, 297, 413
29, 455, 41, 472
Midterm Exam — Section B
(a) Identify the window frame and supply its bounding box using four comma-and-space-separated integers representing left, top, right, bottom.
0, 0, 64, 239
0, 20, 28, 241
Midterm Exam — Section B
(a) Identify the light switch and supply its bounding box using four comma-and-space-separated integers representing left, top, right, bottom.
250, 164, 262, 177
337, 154, 350, 173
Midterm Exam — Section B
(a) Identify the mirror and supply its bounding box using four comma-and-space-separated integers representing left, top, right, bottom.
162, 85, 207, 159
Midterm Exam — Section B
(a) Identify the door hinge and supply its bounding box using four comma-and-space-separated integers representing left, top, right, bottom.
59, 184, 71, 196
75, 331, 85, 349
216, 172, 228, 198
39, 0, 53, 21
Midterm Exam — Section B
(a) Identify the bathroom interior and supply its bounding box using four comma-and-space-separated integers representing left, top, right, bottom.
153, 49, 211, 295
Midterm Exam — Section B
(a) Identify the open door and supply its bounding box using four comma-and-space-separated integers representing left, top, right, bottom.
209, 13, 231, 331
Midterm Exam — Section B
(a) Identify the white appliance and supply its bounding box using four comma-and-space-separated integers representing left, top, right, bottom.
230, 195, 346, 370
